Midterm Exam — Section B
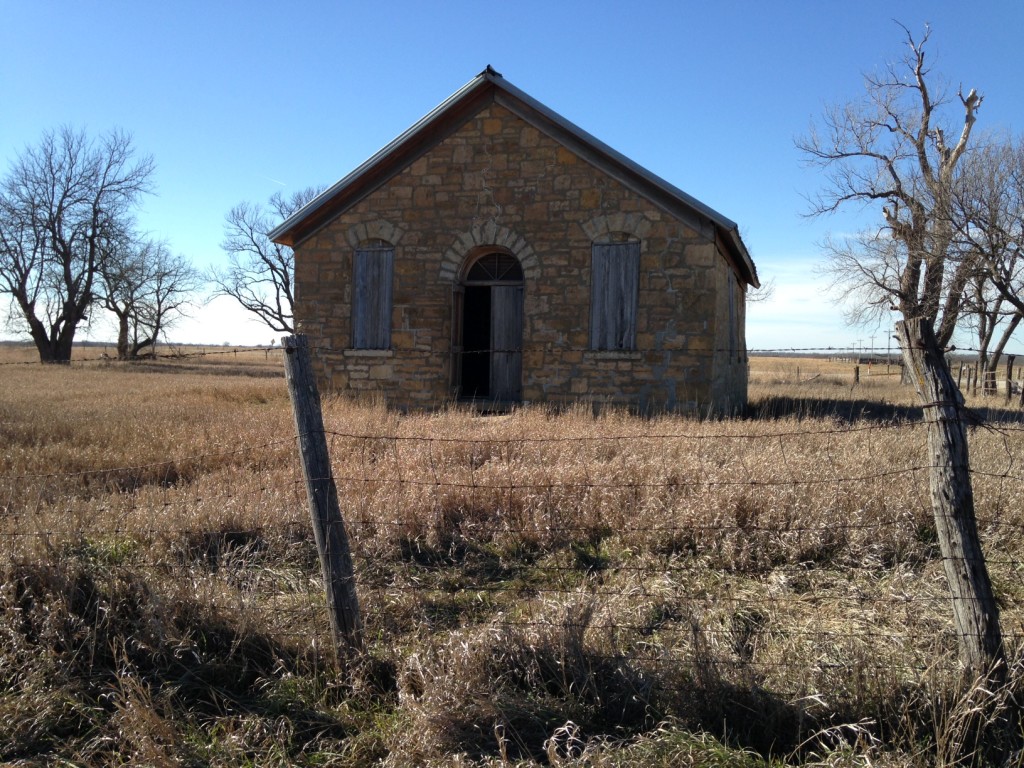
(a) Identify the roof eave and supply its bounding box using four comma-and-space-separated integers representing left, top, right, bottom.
723, 228, 758, 289
489, 82, 758, 288
270, 69, 501, 246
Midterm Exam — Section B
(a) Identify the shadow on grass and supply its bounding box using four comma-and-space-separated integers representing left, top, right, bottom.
0, 559, 382, 764
751, 395, 1024, 426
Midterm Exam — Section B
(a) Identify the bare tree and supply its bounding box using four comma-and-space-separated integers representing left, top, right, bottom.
100, 237, 201, 360
212, 186, 324, 333
962, 277, 1022, 393
0, 127, 154, 362
952, 139, 1024, 390
803, 24, 1009, 687
747, 276, 776, 304
799, 23, 982, 348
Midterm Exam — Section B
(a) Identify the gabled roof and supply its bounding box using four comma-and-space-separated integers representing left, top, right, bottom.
270, 67, 758, 288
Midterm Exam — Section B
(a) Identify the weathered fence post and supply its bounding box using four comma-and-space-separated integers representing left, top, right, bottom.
853, 365, 859, 385
282, 334, 364, 663
895, 319, 1003, 680
1006, 355, 1015, 406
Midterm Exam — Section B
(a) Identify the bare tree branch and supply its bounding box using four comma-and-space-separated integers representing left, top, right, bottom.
211, 186, 324, 333
949, 136, 1024, 385
798, 23, 984, 348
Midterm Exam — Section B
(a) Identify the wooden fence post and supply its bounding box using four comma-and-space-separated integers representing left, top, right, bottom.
1006, 356, 1016, 406
282, 334, 364, 663
895, 319, 1004, 681
853, 365, 859, 384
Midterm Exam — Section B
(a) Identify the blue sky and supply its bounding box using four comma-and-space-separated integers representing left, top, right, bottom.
2, 0, 1023, 352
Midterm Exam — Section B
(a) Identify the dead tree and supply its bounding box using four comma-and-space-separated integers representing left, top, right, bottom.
897, 318, 1004, 679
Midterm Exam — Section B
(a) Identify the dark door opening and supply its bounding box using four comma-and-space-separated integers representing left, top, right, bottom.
460, 285, 491, 399
457, 253, 524, 403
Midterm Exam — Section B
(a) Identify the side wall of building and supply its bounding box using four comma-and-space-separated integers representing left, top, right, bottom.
709, 246, 749, 414
294, 102, 746, 412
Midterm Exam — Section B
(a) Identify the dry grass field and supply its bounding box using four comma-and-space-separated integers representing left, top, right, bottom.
1, 344, 1022, 766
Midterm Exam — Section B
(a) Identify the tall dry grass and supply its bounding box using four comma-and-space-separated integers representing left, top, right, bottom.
1, 347, 1022, 765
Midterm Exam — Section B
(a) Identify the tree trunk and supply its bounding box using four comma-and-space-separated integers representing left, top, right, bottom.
117, 315, 130, 360
29, 326, 56, 363
895, 318, 1004, 680
130, 337, 155, 359
988, 314, 1022, 399
49, 319, 77, 363
21, 306, 69, 363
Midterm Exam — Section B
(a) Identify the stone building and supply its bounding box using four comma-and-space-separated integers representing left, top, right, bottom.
271, 67, 758, 413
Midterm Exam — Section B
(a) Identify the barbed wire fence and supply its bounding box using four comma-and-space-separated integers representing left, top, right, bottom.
3, 333, 1024, 766
4, 400, 1023, 697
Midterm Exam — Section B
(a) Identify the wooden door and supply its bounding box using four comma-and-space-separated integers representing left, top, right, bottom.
490, 285, 523, 402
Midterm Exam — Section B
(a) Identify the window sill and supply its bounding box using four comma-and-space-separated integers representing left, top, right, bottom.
584, 350, 642, 361
343, 348, 394, 358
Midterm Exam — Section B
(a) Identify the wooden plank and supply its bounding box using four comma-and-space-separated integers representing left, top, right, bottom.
590, 242, 639, 350
375, 248, 394, 348
618, 241, 639, 349
490, 285, 523, 401
352, 248, 393, 349
451, 284, 464, 394
590, 244, 611, 350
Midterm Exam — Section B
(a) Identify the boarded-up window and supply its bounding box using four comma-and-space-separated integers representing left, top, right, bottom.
352, 244, 393, 349
590, 240, 640, 350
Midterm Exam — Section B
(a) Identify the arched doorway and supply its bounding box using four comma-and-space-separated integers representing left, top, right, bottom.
454, 251, 524, 403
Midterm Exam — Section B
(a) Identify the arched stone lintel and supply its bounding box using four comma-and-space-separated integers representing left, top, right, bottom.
345, 219, 406, 249
439, 221, 538, 282
581, 212, 652, 248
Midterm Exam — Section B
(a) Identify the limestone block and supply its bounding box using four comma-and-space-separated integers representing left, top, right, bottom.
556, 147, 578, 165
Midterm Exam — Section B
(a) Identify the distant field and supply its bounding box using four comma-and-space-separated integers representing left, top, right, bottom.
750, 353, 903, 383
1, 345, 1022, 765
0, 340, 284, 374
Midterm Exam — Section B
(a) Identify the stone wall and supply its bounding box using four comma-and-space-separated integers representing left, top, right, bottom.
293, 102, 748, 413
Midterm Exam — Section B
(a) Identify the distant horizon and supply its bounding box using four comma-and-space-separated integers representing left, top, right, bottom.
0, 336, 1002, 362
